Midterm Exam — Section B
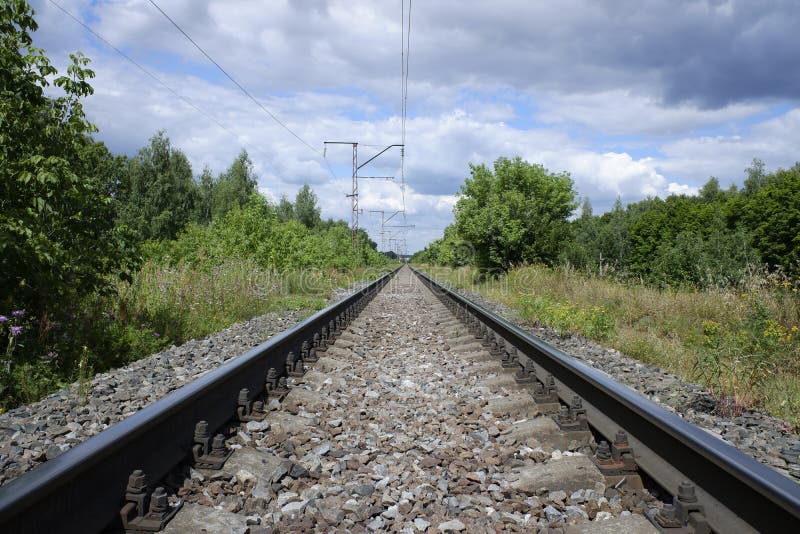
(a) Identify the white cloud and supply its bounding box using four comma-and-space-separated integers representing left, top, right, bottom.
667, 183, 699, 196
656, 109, 800, 185
537, 90, 767, 136
27, 0, 800, 253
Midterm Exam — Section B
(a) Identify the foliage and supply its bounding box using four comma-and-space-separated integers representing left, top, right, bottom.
411, 226, 474, 267
518, 294, 615, 339
0, 1, 138, 402
453, 157, 577, 269
421, 155, 799, 289
694, 297, 799, 410
156, 192, 388, 271
117, 131, 198, 241
736, 163, 800, 271
210, 149, 258, 221
294, 184, 322, 228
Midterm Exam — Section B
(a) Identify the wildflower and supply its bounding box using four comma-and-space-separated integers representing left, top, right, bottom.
12, 310, 24, 317
10, 326, 22, 336
153, 332, 160, 338
0, 316, 7, 323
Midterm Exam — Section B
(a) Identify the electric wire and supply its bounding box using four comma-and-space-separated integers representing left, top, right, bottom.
400, 1, 411, 223
146, 0, 323, 158
145, 0, 348, 197
47, 0, 267, 160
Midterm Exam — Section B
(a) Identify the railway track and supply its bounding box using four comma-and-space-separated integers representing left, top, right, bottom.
0, 265, 798, 532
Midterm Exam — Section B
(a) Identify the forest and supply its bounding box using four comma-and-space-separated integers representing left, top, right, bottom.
0, 3, 389, 410
414, 156, 799, 287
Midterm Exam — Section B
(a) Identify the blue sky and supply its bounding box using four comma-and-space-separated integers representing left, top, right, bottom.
30, 0, 800, 252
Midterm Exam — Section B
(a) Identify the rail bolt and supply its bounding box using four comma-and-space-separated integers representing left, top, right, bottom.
595, 441, 612, 463
677, 481, 698, 503
149, 487, 168, 515
194, 421, 209, 443
237, 387, 265, 422
120, 470, 183, 532
126, 469, 147, 495
514, 357, 535, 383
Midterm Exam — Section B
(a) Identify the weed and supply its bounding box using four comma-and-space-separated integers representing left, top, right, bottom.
417, 263, 800, 428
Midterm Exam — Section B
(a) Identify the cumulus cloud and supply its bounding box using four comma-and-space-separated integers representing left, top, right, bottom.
28, 0, 800, 251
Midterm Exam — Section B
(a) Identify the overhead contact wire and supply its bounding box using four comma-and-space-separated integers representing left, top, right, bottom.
47, 0, 265, 158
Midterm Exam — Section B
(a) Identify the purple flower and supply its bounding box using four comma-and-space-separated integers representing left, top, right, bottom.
153, 332, 160, 338
0, 316, 7, 323
10, 326, 22, 336
11, 310, 24, 318
47, 351, 56, 358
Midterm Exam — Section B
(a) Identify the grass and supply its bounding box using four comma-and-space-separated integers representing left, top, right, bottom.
113, 259, 393, 354
0, 260, 393, 412
417, 263, 800, 429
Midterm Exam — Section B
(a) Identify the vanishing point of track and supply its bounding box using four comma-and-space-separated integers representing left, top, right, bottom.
0, 265, 798, 533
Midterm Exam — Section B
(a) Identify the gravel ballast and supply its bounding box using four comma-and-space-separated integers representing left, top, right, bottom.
170, 266, 658, 532
0, 276, 381, 488
0, 307, 318, 487
446, 284, 800, 483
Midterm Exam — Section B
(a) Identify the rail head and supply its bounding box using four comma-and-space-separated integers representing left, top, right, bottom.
412, 266, 800, 533
0, 266, 400, 534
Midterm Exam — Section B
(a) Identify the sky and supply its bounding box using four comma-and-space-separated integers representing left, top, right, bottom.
29, 0, 800, 253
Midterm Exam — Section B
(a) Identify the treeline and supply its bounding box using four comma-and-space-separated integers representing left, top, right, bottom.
414, 157, 799, 287
0, 3, 386, 409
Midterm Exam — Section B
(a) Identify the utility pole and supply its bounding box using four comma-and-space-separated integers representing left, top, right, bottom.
368, 209, 407, 252
324, 141, 359, 247
324, 141, 404, 254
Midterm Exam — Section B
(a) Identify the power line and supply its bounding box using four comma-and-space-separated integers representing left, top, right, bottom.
47, 0, 265, 158
146, 0, 323, 158
399, 0, 412, 223
145, 0, 348, 198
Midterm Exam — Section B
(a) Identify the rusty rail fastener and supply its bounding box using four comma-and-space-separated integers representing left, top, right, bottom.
318, 327, 329, 353
286, 351, 305, 377
501, 346, 519, 369
592, 430, 640, 480
514, 358, 536, 384
237, 387, 265, 422
120, 470, 182, 533
192, 421, 232, 469
302, 340, 318, 363
532, 374, 559, 404
648, 481, 711, 534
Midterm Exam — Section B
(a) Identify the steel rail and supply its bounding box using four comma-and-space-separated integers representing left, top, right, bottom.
0, 267, 400, 534
412, 267, 800, 533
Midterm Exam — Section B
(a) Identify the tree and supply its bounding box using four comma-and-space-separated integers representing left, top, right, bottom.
277, 195, 294, 222
743, 158, 767, 195
195, 165, 214, 224
700, 177, 722, 202
740, 164, 800, 270
117, 131, 198, 241
0, 0, 134, 337
454, 157, 577, 269
294, 184, 321, 228
212, 149, 257, 220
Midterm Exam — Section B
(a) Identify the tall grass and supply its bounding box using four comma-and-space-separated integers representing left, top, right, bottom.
419, 263, 800, 428
0, 260, 392, 412
114, 259, 391, 349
